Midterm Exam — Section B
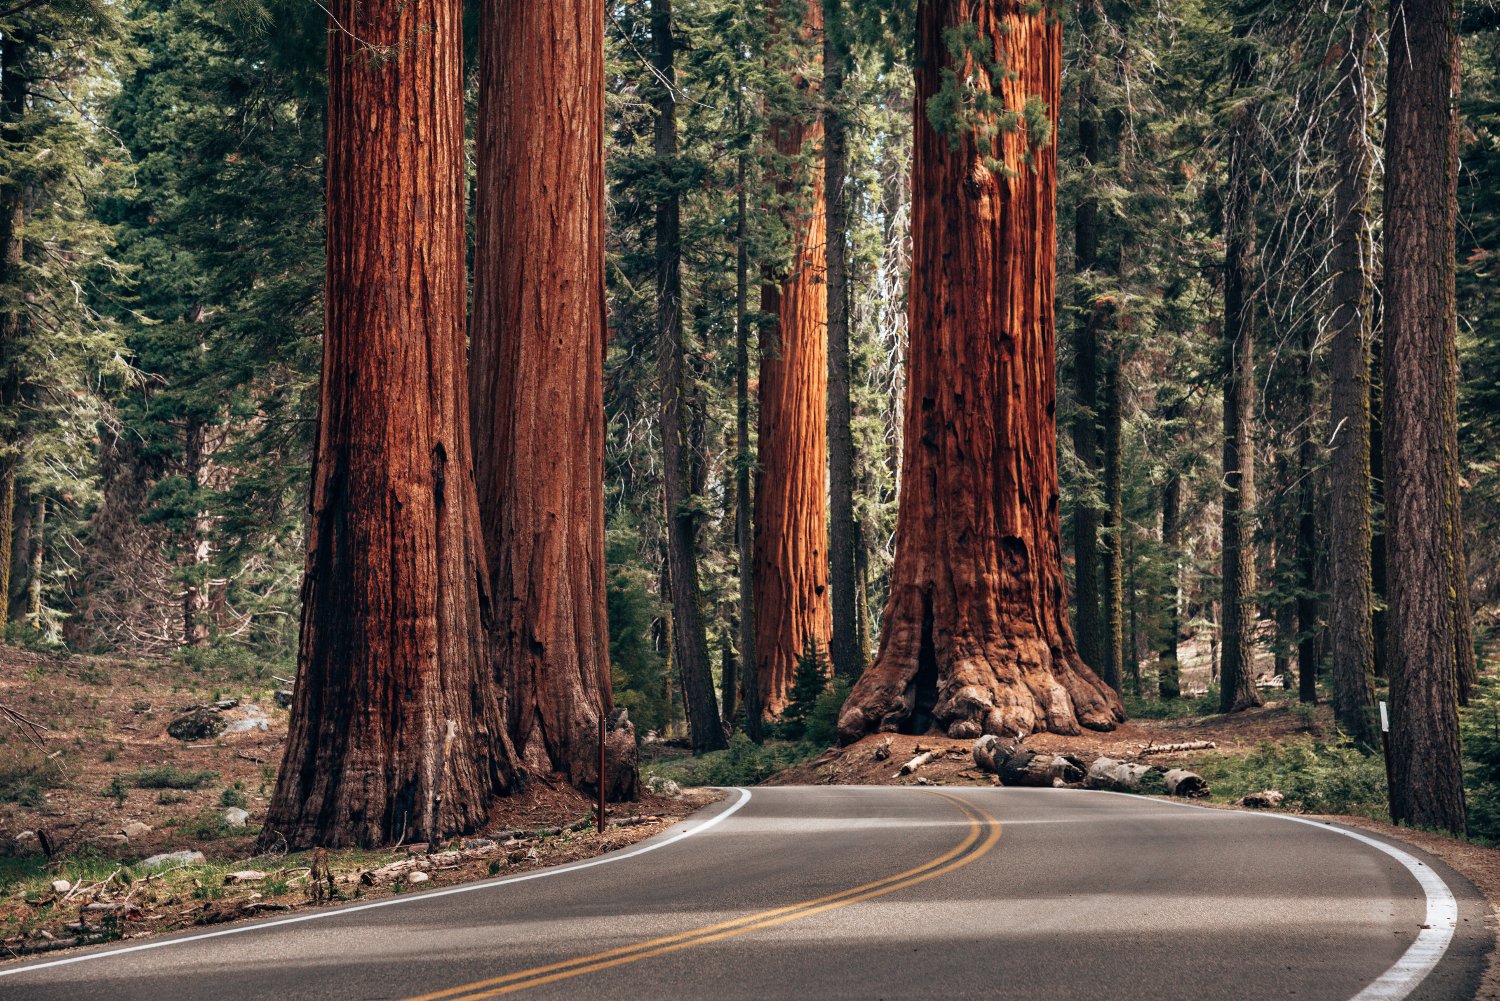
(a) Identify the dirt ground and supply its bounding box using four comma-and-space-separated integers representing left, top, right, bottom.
0, 647, 714, 958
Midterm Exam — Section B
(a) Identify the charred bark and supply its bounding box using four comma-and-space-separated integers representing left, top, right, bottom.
837, 0, 1124, 744
1328, 2, 1378, 745
263, 0, 520, 850
1382, 0, 1466, 833
471, 0, 626, 798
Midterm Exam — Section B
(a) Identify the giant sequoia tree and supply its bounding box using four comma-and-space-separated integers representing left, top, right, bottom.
1382, 0, 1467, 834
470, 0, 627, 797
263, 0, 519, 849
755, 0, 833, 718
838, 0, 1123, 743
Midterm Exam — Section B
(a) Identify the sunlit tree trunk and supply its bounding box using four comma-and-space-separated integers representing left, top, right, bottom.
838, 0, 1123, 743
1382, 0, 1466, 833
263, 0, 519, 850
471, 0, 631, 799
755, 0, 832, 718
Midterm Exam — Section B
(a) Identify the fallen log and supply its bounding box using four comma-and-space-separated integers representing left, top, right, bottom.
1139, 740, 1217, 756
896, 750, 936, 777
1085, 757, 1166, 794
1000, 749, 1086, 788
1162, 768, 1210, 798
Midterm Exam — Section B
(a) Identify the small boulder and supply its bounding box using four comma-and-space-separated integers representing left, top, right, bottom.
50, 879, 70, 894
222, 807, 250, 828
167, 707, 227, 742
141, 850, 205, 869
224, 870, 266, 885
645, 776, 680, 798
224, 716, 269, 734
120, 821, 152, 841
215, 698, 240, 711
274, 689, 294, 709
406, 871, 430, 884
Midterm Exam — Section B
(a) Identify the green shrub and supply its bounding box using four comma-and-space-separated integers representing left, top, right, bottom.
219, 784, 247, 808
131, 766, 218, 790
1196, 737, 1387, 819
1462, 677, 1500, 842
779, 639, 832, 741
805, 678, 851, 747
644, 733, 821, 787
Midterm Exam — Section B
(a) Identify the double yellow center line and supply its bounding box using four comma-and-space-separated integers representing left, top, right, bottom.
405, 793, 1001, 1001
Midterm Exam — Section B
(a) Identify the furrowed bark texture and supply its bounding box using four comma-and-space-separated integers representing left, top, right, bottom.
755, 0, 832, 718
0, 33, 25, 638
472, 0, 624, 797
735, 99, 761, 741
1219, 33, 1264, 715
1101, 356, 1124, 692
1327, 25, 1380, 716
1382, 0, 1466, 833
825, 0, 861, 684
653, 0, 724, 752
1069, 3, 1103, 670
1158, 457, 1182, 700
837, 0, 1124, 744
263, 0, 519, 850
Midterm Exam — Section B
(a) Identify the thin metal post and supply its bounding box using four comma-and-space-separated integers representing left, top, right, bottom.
598, 712, 606, 834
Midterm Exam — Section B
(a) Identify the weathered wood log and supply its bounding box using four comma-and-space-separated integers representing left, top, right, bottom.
896, 750, 936, 777
1162, 769, 1210, 798
872, 736, 893, 762
1139, 740, 1217, 756
1085, 757, 1166, 793
999, 749, 1086, 788
1237, 789, 1285, 809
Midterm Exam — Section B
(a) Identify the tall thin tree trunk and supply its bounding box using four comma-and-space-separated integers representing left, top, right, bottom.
1219, 26, 1264, 715
1328, 1, 1378, 744
1382, 0, 1466, 834
262, 0, 519, 850
1070, 0, 1105, 670
24, 495, 41, 628
1158, 459, 1182, 699
1101, 354, 1124, 692
181, 415, 211, 648
0, 33, 26, 642
471, 0, 628, 798
735, 91, 761, 742
838, 0, 1123, 743
653, 0, 724, 753
755, 0, 831, 718
1371, 328, 1389, 680
1296, 322, 1319, 705
825, 0, 860, 684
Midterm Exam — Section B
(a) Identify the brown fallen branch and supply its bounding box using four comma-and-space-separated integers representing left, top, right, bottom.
896, 750, 936, 777
0, 703, 49, 748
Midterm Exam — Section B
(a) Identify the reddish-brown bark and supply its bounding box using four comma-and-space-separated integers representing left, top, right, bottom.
755, 0, 832, 718
262, 0, 519, 850
838, 0, 1123, 743
471, 0, 631, 799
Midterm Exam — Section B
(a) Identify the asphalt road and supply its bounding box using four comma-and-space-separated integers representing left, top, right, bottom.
0, 786, 1489, 1000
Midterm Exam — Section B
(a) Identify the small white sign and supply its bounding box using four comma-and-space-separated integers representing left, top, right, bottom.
1380, 700, 1389, 733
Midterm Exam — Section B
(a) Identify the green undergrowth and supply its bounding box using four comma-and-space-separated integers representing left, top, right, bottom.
1192, 737, 1389, 820
643, 734, 827, 787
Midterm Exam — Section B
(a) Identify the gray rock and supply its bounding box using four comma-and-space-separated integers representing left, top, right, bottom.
140, 850, 205, 869
50, 879, 70, 894
224, 716, 269, 734
222, 807, 250, 828
405, 871, 429, 884
645, 776, 681, 797
167, 707, 227, 741
274, 689, 294, 708
120, 821, 152, 840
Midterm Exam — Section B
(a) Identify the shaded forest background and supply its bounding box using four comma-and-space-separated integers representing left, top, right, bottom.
6, 0, 1500, 821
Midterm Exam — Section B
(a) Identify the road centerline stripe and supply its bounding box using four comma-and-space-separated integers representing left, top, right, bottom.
409, 792, 1002, 1001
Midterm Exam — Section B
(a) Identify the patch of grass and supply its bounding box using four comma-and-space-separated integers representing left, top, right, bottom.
1121, 693, 1215, 720
0, 747, 64, 808
131, 766, 218, 790
104, 776, 128, 806
1194, 736, 1388, 819
645, 733, 824, 787
219, 783, 247, 808
156, 790, 189, 805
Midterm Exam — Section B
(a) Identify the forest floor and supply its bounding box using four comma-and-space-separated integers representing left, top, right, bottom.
0, 646, 715, 960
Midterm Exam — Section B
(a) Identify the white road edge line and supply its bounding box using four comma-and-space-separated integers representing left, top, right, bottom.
1071, 789, 1459, 1001
0, 786, 754, 979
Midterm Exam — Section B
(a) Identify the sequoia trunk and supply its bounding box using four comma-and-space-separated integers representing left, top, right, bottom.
755, 0, 832, 718
1382, 0, 1466, 833
262, 0, 519, 850
471, 0, 624, 797
837, 0, 1123, 743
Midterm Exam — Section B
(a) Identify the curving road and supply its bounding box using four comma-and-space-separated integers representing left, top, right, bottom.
0, 786, 1489, 1000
